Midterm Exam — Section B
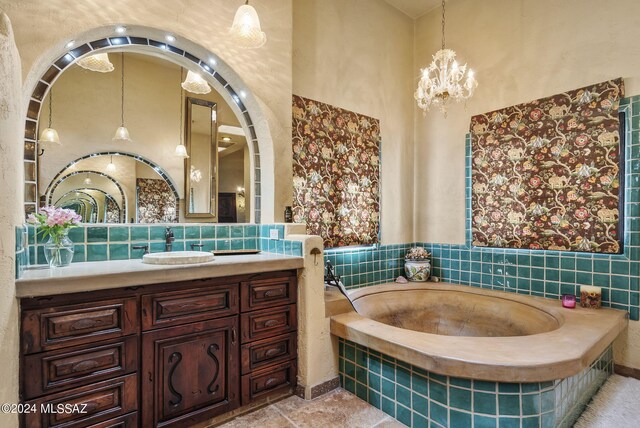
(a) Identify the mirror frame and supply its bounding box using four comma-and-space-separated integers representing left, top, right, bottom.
184, 97, 218, 219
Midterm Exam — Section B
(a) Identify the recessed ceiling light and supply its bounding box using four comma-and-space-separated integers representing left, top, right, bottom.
240, 91, 247, 98
209, 58, 217, 66
165, 34, 176, 42
115, 26, 127, 34
65, 40, 75, 49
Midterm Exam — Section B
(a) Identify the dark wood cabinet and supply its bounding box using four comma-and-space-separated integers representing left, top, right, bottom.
19, 270, 298, 428
141, 317, 239, 428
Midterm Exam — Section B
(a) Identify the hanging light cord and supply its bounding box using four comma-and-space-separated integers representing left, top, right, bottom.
120, 52, 125, 127
441, 0, 446, 50
48, 89, 53, 127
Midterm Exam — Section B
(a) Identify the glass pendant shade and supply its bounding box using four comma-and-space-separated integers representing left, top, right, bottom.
175, 144, 189, 158
84, 175, 92, 185
229, 2, 267, 49
76, 53, 114, 73
39, 127, 61, 145
113, 126, 131, 142
106, 156, 116, 173
181, 70, 211, 94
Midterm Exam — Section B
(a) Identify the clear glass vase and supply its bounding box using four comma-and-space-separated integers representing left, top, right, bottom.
44, 230, 75, 268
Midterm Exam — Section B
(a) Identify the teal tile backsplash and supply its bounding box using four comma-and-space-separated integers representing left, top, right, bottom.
19, 223, 302, 273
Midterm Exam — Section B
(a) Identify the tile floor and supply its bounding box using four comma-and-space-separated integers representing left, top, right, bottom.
216, 388, 404, 428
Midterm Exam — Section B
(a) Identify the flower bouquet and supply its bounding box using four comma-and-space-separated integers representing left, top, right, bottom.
27, 206, 81, 268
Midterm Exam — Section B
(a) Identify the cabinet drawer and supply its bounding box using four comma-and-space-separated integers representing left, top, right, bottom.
141, 284, 238, 330
240, 305, 297, 344
241, 276, 296, 312
241, 360, 297, 405
23, 337, 138, 400
241, 332, 296, 375
85, 412, 138, 428
21, 298, 138, 354
23, 374, 138, 428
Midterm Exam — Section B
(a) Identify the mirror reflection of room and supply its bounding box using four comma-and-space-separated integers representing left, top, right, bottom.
37, 51, 251, 223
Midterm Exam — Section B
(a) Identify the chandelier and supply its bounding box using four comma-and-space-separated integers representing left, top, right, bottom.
415, 0, 477, 115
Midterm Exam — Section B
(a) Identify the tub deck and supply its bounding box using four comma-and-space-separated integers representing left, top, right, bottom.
328, 282, 628, 382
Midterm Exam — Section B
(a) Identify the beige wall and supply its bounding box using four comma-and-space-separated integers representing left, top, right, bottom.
414, 0, 640, 244
293, 0, 415, 245
0, 12, 21, 427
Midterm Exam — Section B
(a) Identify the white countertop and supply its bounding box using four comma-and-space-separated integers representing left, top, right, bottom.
16, 253, 304, 298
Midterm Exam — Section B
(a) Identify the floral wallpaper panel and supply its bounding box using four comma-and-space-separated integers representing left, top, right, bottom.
470, 79, 624, 253
292, 95, 380, 248
136, 178, 178, 223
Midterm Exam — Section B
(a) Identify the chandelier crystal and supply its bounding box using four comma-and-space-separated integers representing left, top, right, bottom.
229, 1, 267, 49
415, 0, 477, 115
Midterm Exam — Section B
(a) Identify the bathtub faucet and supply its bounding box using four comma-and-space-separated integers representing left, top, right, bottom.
165, 227, 174, 252
325, 261, 341, 287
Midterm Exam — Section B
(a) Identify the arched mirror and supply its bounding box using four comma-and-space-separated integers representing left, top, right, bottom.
36, 50, 251, 223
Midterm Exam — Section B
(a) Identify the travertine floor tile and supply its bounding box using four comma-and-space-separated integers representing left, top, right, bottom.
280, 389, 389, 428
217, 406, 296, 428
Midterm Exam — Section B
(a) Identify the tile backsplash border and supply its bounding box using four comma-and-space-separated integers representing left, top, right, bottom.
326, 97, 640, 321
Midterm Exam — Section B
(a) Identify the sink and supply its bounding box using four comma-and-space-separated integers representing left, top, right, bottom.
142, 251, 215, 265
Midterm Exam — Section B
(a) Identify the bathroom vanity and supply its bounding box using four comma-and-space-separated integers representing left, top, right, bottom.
16, 255, 303, 428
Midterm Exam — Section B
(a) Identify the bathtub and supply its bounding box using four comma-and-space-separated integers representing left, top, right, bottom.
329, 283, 628, 427
329, 282, 627, 382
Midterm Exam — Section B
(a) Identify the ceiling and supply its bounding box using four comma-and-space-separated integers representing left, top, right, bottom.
384, 0, 443, 19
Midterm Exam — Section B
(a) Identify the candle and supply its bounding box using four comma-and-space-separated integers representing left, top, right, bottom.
580, 285, 602, 309
561, 294, 576, 309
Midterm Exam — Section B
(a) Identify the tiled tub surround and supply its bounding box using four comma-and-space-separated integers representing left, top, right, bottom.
325, 98, 640, 320
18, 223, 303, 275
338, 338, 613, 428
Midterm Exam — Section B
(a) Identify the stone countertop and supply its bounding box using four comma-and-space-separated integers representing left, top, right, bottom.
16, 253, 304, 298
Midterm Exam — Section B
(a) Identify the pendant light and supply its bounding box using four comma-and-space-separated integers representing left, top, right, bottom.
106, 155, 116, 173
229, 0, 267, 49
181, 70, 211, 94
83, 173, 92, 185
175, 68, 189, 158
77, 53, 114, 73
39, 89, 61, 145
113, 53, 132, 142
415, 0, 477, 115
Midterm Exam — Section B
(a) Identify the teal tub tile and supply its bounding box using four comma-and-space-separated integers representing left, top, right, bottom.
109, 244, 129, 260
396, 404, 412, 426
396, 385, 411, 407
230, 239, 243, 250
344, 361, 355, 378
381, 397, 395, 418
356, 366, 368, 384
474, 380, 496, 392
382, 360, 395, 381
521, 394, 540, 415
246, 225, 258, 237
230, 226, 244, 238
36, 245, 45, 264
130, 226, 149, 241
412, 375, 428, 396
450, 387, 472, 411
474, 415, 497, 428
369, 356, 381, 374
522, 416, 540, 428
171, 226, 184, 240
381, 378, 395, 399
474, 391, 497, 415
344, 344, 355, 361
86, 244, 108, 261
87, 227, 108, 242
498, 417, 520, 428
172, 241, 185, 251
412, 392, 428, 417
429, 379, 447, 405
368, 373, 381, 391
150, 226, 168, 240
356, 382, 368, 401
498, 383, 519, 394
397, 367, 411, 388
108, 227, 129, 242
344, 377, 355, 394
430, 401, 448, 426
450, 410, 472, 428
413, 413, 428, 428
498, 394, 520, 416
72, 245, 85, 263
368, 390, 381, 408
201, 226, 215, 239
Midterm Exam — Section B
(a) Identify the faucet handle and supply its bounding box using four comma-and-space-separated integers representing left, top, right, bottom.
132, 244, 150, 255
191, 243, 205, 251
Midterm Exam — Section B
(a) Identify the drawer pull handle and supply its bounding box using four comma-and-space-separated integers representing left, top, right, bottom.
264, 289, 284, 298
71, 360, 100, 373
265, 377, 279, 388
83, 401, 99, 413
231, 328, 237, 344
264, 346, 283, 357
264, 320, 279, 327
71, 319, 100, 330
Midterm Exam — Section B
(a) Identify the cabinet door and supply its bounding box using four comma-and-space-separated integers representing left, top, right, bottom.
141, 317, 239, 428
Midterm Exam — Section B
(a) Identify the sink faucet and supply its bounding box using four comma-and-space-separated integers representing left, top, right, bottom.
165, 227, 175, 252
